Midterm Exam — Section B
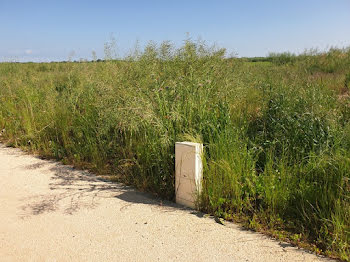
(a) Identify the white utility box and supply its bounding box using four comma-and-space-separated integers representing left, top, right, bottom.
175, 142, 203, 208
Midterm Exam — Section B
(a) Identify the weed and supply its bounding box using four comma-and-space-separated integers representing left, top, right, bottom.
0, 40, 349, 260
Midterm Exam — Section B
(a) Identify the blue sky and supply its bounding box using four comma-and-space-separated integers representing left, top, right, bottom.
1, 0, 350, 62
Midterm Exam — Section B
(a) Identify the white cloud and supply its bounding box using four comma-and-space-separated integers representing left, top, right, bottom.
25, 49, 33, 55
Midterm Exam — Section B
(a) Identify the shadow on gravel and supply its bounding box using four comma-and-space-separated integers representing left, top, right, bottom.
19, 160, 184, 218
24, 162, 51, 170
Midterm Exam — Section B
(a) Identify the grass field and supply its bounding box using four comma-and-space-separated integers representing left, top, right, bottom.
0, 41, 349, 260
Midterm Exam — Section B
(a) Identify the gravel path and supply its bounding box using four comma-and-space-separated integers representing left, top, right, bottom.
0, 144, 334, 262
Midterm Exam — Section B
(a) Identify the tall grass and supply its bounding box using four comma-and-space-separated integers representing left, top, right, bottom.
0, 41, 349, 260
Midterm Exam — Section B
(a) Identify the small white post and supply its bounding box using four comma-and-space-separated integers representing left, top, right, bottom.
175, 142, 203, 208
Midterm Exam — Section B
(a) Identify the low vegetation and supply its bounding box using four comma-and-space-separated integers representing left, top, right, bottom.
0, 40, 349, 260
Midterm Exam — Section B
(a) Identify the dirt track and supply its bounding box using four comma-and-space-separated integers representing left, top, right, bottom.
0, 144, 333, 261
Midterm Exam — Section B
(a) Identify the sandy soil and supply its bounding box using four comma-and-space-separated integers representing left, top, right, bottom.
0, 144, 334, 261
